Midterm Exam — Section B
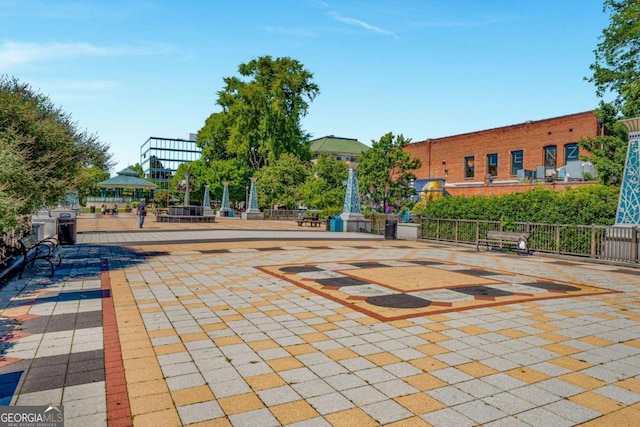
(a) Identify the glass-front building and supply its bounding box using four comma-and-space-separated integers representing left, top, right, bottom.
140, 136, 201, 190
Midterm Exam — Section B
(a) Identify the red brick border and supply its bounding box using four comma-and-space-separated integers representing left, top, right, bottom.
101, 259, 132, 427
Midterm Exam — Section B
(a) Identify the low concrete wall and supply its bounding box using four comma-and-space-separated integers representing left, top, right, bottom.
31, 215, 58, 239
343, 219, 371, 233
397, 223, 421, 240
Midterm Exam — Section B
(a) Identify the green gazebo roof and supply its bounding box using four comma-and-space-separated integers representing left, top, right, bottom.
309, 136, 369, 155
98, 168, 158, 190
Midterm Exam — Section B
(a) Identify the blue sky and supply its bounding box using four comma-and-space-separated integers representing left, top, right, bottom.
1, 0, 610, 174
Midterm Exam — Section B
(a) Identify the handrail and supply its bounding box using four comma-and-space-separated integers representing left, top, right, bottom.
420, 217, 639, 264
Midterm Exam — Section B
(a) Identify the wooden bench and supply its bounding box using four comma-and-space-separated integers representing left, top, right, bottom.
18, 234, 62, 278
477, 230, 530, 255
297, 215, 322, 227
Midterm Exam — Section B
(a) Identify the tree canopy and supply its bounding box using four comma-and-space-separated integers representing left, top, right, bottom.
580, 1, 640, 186
198, 56, 319, 171
256, 153, 310, 209
358, 132, 421, 213
579, 102, 629, 185
166, 158, 254, 208
298, 154, 348, 212
0, 76, 113, 230
588, 0, 640, 117
127, 163, 145, 178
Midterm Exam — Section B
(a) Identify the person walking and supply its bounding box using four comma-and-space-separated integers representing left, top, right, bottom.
137, 198, 148, 228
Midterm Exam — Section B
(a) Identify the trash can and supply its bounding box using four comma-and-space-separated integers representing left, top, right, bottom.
335, 216, 343, 232
325, 217, 331, 231
90, 206, 96, 213
384, 219, 397, 240
330, 216, 343, 232
58, 212, 77, 245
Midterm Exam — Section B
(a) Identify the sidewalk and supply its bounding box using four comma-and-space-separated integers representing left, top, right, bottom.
1, 214, 639, 426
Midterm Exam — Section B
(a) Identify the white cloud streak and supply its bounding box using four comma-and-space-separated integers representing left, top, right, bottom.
0, 40, 172, 69
328, 11, 396, 37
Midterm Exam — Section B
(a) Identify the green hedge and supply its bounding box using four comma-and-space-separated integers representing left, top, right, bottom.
412, 185, 619, 226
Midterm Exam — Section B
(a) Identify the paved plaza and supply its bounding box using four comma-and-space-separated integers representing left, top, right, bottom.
1, 213, 640, 426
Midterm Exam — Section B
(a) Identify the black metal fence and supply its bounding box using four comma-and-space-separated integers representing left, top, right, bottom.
6, 211, 635, 268
421, 218, 639, 264
0, 216, 31, 270
262, 209, 310, 221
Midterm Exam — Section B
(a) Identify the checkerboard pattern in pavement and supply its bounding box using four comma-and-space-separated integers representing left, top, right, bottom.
2, 223, 640, 426
260, 257, 615, 321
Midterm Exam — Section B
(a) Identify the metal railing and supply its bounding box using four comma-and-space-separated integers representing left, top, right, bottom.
263, 209, 321, 221
0, 216, 31, 270
86, 196, 131, 203
421, 218, 639, 264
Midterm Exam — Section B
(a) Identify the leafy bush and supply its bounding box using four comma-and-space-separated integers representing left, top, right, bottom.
412, 185, 618, 226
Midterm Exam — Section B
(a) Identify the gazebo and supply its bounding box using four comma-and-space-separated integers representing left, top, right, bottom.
89, 168, 158, 210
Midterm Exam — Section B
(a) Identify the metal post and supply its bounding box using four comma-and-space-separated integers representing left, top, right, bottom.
455, 219, 459, 243
632, 227, 639, 263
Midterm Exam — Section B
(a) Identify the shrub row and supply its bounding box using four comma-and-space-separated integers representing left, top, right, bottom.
412, 185, 619, 226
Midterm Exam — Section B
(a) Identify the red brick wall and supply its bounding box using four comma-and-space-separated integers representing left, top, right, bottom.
405, 111, 600, 188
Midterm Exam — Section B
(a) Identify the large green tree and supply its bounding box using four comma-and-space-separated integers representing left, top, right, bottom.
198, 56, 319, 170
581, 1, 640, 185
298, 154, 348, 211
588, 0, 640, 117
0, 76, 113, 229
256, 153, 310, 209
168, 159, 253, 207
579, 102, 629, 185
197, 113, 232, 163
358, 133, 421, 213
75, 166, 110, 207
127, 163, 145, 178
0, 128, 49, 231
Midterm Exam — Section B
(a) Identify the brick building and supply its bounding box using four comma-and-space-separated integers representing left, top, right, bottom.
404, 111, 603, 196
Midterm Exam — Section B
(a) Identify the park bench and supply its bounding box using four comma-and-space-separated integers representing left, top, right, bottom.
101, 206, 118, 215
477, 230, 530, 255
297, 214, 322, 227
18, 233, 62, 278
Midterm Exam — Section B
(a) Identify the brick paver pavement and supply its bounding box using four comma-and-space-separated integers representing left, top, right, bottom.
1, 213, 639, 426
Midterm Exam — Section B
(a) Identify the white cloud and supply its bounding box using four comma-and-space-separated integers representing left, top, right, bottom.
328, 11, 396, 37
0, 40, 172, 69
310, 0, 329, 8
24, 78, 121, 103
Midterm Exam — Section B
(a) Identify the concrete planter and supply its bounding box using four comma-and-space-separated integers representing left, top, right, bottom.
397, 223, 421, 240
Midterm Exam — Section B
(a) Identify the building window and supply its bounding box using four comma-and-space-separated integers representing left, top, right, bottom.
487, 153, 498, 177
464, 156, 475, 178
565, 143, 579, 163
511, 150, 523, 176
544, 145, 557, 170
